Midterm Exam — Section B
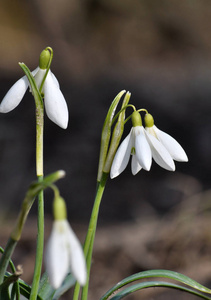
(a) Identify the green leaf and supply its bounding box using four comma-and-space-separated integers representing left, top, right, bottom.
109, 281, 211, 300
100, 269, 211, 300
38, 272, 55, 299
52, 273, 75, 300
3, 272, 43, 300
38, 272, 75, 300
11, 282, 20, 300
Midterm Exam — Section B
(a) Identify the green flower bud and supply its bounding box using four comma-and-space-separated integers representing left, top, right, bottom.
53, 196, 67, 220
131, 111, 142, 127
144, 113, 154, 127
39, 48, 51, 70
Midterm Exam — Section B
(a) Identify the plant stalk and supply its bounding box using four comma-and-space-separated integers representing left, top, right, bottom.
73, 172, 108, 300
30, 103, 44, 300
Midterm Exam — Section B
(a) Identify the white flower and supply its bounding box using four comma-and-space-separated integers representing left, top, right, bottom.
144, 129, 176, 171
45, 219, 86, 288
145, 125, 188, 162
0, 67, 68, 129
110, 126, 152, 178
110, 112, 188, 178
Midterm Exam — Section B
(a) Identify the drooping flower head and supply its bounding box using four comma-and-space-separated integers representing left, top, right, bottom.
110, 110, 152, 178
45, 195, 86, 288
144, 113, 188, 163
0, 47, 68, 129
110, 109, 188, 178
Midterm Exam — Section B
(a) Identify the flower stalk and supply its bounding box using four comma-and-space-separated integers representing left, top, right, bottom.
73, 172, 108, 300
19, 55, 47, 300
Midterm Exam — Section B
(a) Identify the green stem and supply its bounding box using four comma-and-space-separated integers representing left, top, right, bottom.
81, 223, 95, 300
73, 172, 108, 300
30, 180, 44, 300
36, 108, 44, 176
30, 96, 44, 300
0, 238, 17, 284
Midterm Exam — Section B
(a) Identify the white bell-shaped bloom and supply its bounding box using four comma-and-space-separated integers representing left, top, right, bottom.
110, 111, 188, 178
144, 129, 176, 171
145, 125, 188, 162
110, 126, 152, 178
45, 219, 86, 289
144, 113, 188, 166
0, 67, 68, 129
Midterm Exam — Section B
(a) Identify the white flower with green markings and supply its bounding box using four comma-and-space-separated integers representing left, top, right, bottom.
110, 111, 152, 178
144, 113, 188, 164
110, 111, 188, 178
45, 196, 86, 288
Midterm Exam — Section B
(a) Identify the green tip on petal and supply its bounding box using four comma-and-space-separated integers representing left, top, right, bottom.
53, 196, 67, 220
39, 48, 51, 70
131, 111, 142, 127
144, 113, 154, 127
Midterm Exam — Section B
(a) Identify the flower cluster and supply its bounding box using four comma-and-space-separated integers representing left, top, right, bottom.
0, 48, 68, 129
110, 111, 188, 178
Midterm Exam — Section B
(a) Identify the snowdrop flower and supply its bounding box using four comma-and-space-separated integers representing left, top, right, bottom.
144, 113, 188, 165
0, 48, 68, 129
111, 110, 188, 178
110, 111, 152, 178
45, 196, 86, 288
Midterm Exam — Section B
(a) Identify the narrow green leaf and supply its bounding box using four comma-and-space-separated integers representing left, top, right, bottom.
100, 269, 211, 300
11, 282, 20, 300
3, 272, 43, 300
38, 272, 75, 300
18, 280, 43, 300
38, 272, 55, 300
109, 281, 211, 300
52, 273, 75, 300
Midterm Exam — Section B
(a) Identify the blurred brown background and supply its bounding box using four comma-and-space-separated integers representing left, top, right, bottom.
1, 0, 211, 299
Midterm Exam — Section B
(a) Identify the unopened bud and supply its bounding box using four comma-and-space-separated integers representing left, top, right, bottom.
131, 111, 142, 127
144, 113, 154, 128
39, 48, 51, 70
53, 196, 67, 220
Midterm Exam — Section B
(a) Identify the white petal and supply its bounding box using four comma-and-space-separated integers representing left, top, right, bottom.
45, 221, 70, 288
134, 126, 152, 171
131, 154, 142, 175
51, 72, 60, 88
66, 222, 87, 286
31, 67, 39, 76
152, 126, 188, 162
145, 130, 175, 171
110, 128, 134, 178
0, 76, 29, 113
34, 68, 46, 91
44, 70, 69, 129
